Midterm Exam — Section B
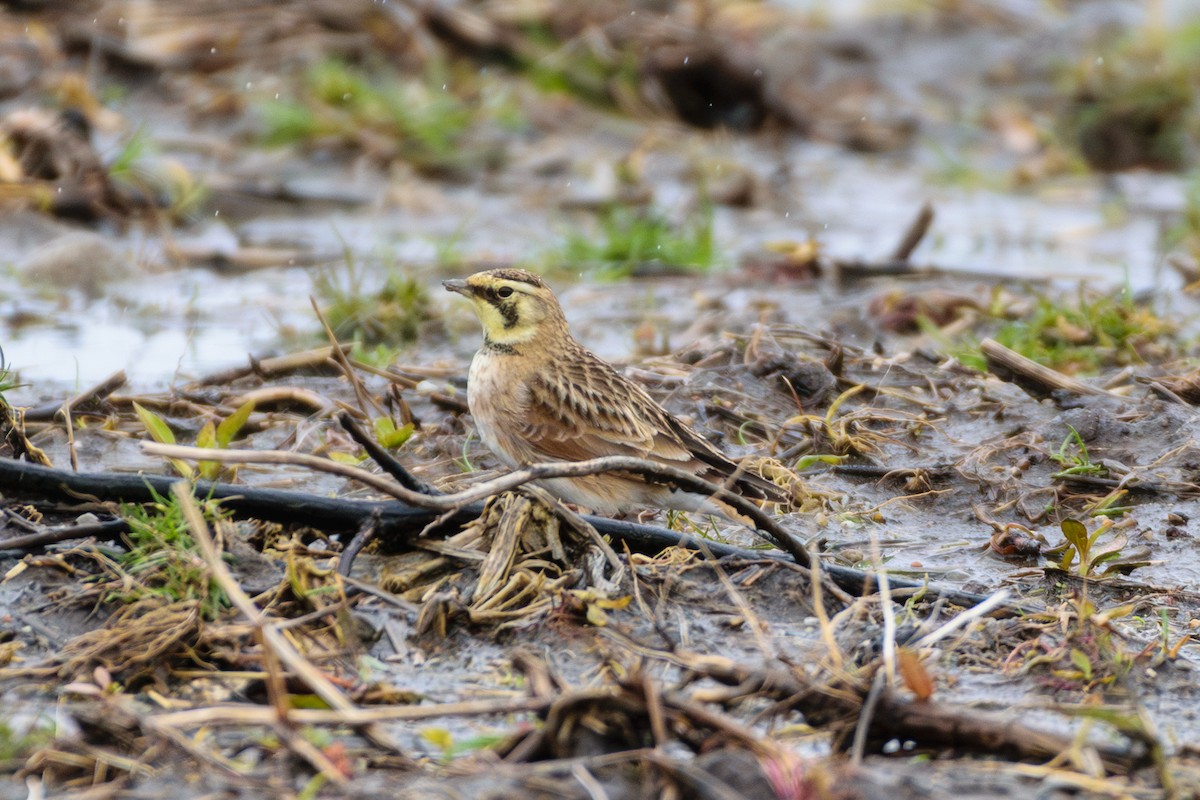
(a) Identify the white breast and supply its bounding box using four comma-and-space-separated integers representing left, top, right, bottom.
467, 351, 521, 469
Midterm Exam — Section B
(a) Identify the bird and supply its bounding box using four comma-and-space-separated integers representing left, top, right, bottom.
443, 267, 786, 517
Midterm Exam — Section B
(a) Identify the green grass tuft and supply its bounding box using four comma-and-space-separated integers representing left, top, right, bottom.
1060, 26, 1199, 172
258, 58, 512, 174
948, 287, 1174, 375
117, 489, 231, 620
315, 254, 433, 349
557, 203, 716, 279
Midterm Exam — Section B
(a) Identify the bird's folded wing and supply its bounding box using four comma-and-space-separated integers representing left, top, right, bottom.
518, 355, 787, 503
521, 372, 698, 466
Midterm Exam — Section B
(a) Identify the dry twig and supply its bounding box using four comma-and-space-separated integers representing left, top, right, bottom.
160, 483, 402, 775
141, 442, 810, 563
981, 338, 1118, 400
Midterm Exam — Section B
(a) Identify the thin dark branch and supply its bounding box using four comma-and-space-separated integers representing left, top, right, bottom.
337, 510, 381, 576
0, 456, 1025, 610
0, 518, 130, 553
336, 410, 441, 495
142, 443, 811, 565
24, 370, 127, 421
0, 455, 471, 543
1057, 473, 1196, 497
889, 200, 935, 262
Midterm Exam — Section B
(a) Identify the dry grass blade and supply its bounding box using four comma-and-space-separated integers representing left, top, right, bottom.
808, 541, 846, 672
890, 200, 935, 262
471, 507, 567, 617
693, 539, 775, 661
227, 386, 334, 414
391, 489, 630, 634
310, 295, 385, 418
1140, 369, 1200, 405
162, 482, 402, 765
192, 344, 347, 386
981, 338, 1117, 399
148, 696, 551, 728
913, 589, 1012, 649
472, 494, 528, 601
598, 629, 1138, 768
57, 597, 202, 679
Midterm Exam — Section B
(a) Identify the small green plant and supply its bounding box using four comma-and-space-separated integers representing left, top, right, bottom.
454, 430, 476, 473
1052, 518, 1128, 577
133, 401, 192, 478
105, 126, 151, 184
0, 710, 55, 762
1068, 647, 1094, 682
1086, 488, 1132, 519
1167, 170, 1200, 267
516, 24, 639, 108
314, 257, 433, 348
1060, 26, 1197, 173
133, 400, 254, 480
259, 58, 497, 174
195, 400, 256, 480
793, 454, 847, 471
373, 416, 414, 449
297, 774, 330, 800
950, 288, 1174, 375
0, 349, 45, 466
1005, 290, 1171, 373
0, 347, 22, 402
1015, 598, 1136, 687
419, 727, 507, 763
1049, 424, 1106, 478
106, 127, 208, 221
558, 203, 716, 278
349, 342, 404, 369
117, 489, 230, 619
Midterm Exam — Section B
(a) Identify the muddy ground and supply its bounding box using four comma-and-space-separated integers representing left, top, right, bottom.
1, 1, 1200, 798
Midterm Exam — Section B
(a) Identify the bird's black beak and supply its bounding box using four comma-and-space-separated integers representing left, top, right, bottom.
443, 279, 471, 297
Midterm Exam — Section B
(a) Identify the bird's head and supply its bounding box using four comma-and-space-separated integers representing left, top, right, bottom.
443, 268, 566, 348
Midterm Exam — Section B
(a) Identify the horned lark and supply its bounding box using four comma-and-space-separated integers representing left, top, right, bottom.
444, 268, 784, 515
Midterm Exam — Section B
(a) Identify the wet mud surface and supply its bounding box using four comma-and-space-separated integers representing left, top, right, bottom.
2, 1, 1200, 798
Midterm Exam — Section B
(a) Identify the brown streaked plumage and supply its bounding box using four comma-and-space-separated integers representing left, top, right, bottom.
443, 268, 784, 515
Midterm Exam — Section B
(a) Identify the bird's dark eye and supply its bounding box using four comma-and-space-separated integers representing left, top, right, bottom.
497, 286, 514, 298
